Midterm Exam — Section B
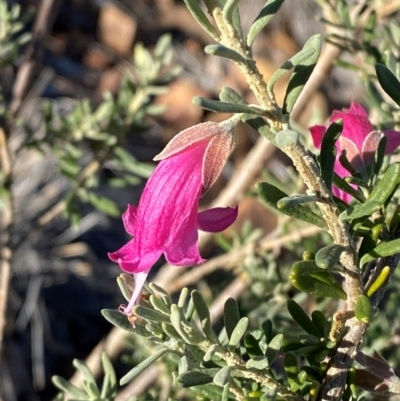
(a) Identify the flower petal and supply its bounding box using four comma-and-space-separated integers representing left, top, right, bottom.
202, 132, 236, 191
310, 125, 327, 149
121, 269, 151, 315
361, 130, 383, 165
164, 222, 205, 266
332, 103, 373, 150
197, 206, 238, 233
122, 204, 137, 236
384, 130, 400, 154
153, 121, 221, 161
339, 136, 363, 171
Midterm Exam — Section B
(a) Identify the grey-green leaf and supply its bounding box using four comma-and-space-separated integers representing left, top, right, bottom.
274, 129, 299, 148
277, 194, 319, 209
247, 0, 285, 47
182, 0, 219, 39
120, 348, 172, 385
283, 34, 322, 114
192, 290, 219, 343
213, 366, 232, 386
224, 297, 240, 340
51, 376, 88, 400
256, 182, 326, 228
193, 96, 265, 115
246, 356, 270, 370
204, 44, 246, 63
228, 317, 249, 350
265, 334, 284, 365
133, 305, 171, 324
101, 309, 136, 334
315, 244, 346, 269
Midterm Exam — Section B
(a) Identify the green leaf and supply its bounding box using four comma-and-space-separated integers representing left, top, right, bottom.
149, 295, 171, 315
192, 291, 219, 342
204, 44, 246, 63
193, 96, 265, 115
73, 360, 100, 398
375, 136, 387, 176
262, 319, 273, 343
247, 0, 285, 47
360, 238, 400, 266
277, 194, 319, 209
256, 182, 327, 228
51, 376, 88, 400
133, 305, 171, 324
120, 348, 172, 385
311, 310, 327, 338
290, 261, 347, 300
274, 129, 299, 148
339, 200, 381, 221
224, 297, 240, 340
315, 244, 346, 269
283, 34, 322, 114
287, 300, 321, 338
213, 366, 232, 387
332, 174, 365, 202
244, 333, 264, 358
265, 334, 284, 365
177, 369, 218, 387
222, 383, 230, 401
222, 0, 243, 39
375, 63, 400, 106
86, 192, 120, 217
182, 0, 218, 39
368, 163, 400, 205
219, 87, 275, 141
101, 309, 136, 334
284, 352, 299, 385
228, 317, 249, 350
320, 120, 343, 190
246, 356, 270, 370
149, 282, 172, 306
101, 353, 117, 398
355, 295, 372, 323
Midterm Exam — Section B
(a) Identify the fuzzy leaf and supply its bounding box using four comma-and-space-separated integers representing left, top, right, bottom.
277, 194, 319, 209
256, 182, 326, 228
213, 366, 232, 387
192, 290, 219, 342
204, 44, 246, 63
193, 96, 265, 115
177, 369, 218, 387
339, 200, 381, 221
120, 348, 172, 385
265, 334, 284, 365
51, 376, 88, 400
246, 356, 270, 370
182, 0, 218, 39
247, 0, 285, 47
283, 34, 322, 114
133, 305, 171, 324
228, 317, 249, 350
224, 297, 240, 340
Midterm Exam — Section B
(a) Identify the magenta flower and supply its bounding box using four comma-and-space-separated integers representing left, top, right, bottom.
310, 102, 400, 203
109, 120, 239, 315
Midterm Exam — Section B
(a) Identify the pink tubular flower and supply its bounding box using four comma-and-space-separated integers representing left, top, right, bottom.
310, 102, 400, 203
109, 120, 239, 315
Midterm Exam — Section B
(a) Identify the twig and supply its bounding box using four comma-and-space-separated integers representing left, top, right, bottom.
10, 0, 61, 117
0, 128, 13, 354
